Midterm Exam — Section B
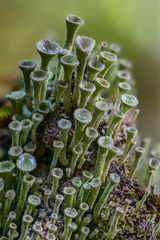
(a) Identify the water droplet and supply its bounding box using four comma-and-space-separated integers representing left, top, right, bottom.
17, 153, 37, 172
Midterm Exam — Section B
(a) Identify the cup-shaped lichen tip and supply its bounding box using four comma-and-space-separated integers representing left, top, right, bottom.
65, 15, 84, 27
75, 35, 96, 54
0, 160, 15, 174
60, 53, 79, 68
36, 39, 60, 57
58, 118, 72, 130
121, 93, 138, 113
7, 91, 25, 103
18, 59, 36, 73
30, 70, 48, 83
64, 15, 84, 51
98, 135, 113, 149
117, 70, 132, 82
148, 157, 160, 171
88, 59, 105, 74
74, 108, 92, 124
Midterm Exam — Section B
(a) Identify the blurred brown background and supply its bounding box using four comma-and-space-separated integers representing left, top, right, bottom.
0, 0, 160, 141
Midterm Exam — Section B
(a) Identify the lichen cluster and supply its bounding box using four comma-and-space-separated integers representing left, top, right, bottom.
0, 15, 160, 240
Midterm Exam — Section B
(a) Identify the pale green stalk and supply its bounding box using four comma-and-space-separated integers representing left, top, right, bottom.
63, 187, 76, 208
93, 173, 120, 221
54, 81, 68, 108
74, 35, 95, 107
70, 144, 83, 176
87, 58, 105, 82
64, 222, 77, 240
0, 178, 4, 228
89, 100, 109, 129
18, 60, 36, 108
2, 190, 15, 228
3, 211, 16, 236
0, 161, 15, 191
8, 121, 22, 147
70, 108, 92, 148
53, 194, 64, 216
25, 194, 41, 215
115, 82, 131, 108
7, 91, 25, 115
30, 70, 48, 110
18, 215, 33, 240
106, 109, 124, 137
76, 202, 89, 226
79, 214, 92, 229
8, 223, 18, 240
31, 112, 44, 144
79, 227, 90, 240
44, 189, 52, 208
58, 119, 72, 166
78, 81, 96, 108
20, 119, 33, 146
88, 228, 99, 239
63, 208, 78, 238
106, 207, 124, 240
32, 222, 42, 240
94, 136, 113, 178
50, 168, 63, 198
64, 15, 84, 51
48, 224, 57, 234
47, 141, 64, 182
102, 146, 122, 183
99, 51, 117, 78
16, 174, 35, 223
129, 147, 145, 180
77, 128, 98, 169
87, 78, 110, 110
87, 178, 101, 211
60, 54, 79, 114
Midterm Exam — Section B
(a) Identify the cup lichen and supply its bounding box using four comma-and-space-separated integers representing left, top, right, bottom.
0, 14, 159, 240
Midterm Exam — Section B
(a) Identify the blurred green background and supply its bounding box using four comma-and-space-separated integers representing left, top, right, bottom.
0, 0, 160, 141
